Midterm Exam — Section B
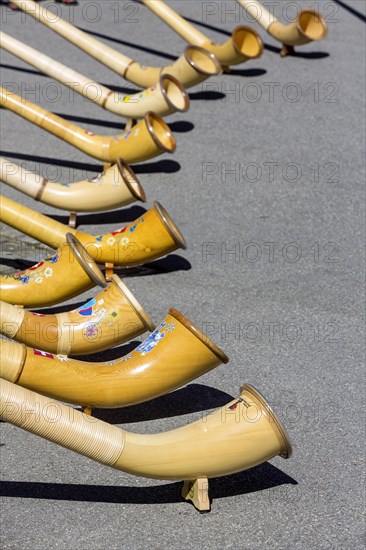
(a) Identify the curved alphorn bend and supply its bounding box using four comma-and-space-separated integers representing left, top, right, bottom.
1, 379, 292, 511
0, 233, 107, 308
0, 87, 176, 164
0, 196, 186, 271
10, 0, 222, 89
0, 32, 190, 120
0, 157, 146, 217
142, 0, 263, 69
0, 308, 229, 408
236, 0, 327, 56
0, 275, 155, 355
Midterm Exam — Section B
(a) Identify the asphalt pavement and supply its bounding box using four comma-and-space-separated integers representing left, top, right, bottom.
0, 1, 365, 549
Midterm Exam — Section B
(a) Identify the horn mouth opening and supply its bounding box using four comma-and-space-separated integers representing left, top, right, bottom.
160, 73, 190, 113
297, 9, 328, 41
144, 111, 176, 153
232, 26, 264, 59
116, 158, 146, 202
169, 308, 229, 364
241, 384, 293, 459
153, 201, 187, 250
110, 274, 155, 332
66, 233, 106, 288
184, 45, 222, 76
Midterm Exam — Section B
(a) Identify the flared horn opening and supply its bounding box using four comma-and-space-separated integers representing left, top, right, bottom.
242, 384, 293, 459
66, 233, 106, 288
144, 111, 176, 153
297, 9, 328, 41
160, 74, 190, 113
153, 201, 187, 250
116, 158, 146, 202
111, 274, 155, 332
232, 26, 264, 59
184, 45, 222, 76
169, 308, 229, 365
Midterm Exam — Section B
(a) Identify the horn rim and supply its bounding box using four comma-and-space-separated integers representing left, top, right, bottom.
144, 111, 176, 153
169, 307, 229, 364
231, 25, 264, 59
241, 384, 293, 459
297, 9, 328, 41
110, 274, 155, 332
153, 201, 187, 250
116, 158, 146, 202
184, 45, 222, 76
66, 233, 106, 289
159, 73, 190, 113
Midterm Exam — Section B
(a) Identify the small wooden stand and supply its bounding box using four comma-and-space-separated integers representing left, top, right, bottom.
280, 44, 295, 57
68, 211, 77, 228
82, 406, 93, 416
103, 162, 111, 172
182, 478, 211, 512
105, 262, 115, 281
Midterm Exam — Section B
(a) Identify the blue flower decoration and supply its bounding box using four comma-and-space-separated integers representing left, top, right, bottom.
21, 276, 30, 285
50, 255, 59, 263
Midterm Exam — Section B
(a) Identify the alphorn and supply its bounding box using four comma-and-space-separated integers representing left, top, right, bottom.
10, 0, 222, 89
0, 157, 146, 215
0, 196, 186, 269
236, 0, 327, 56
0, 233, 106, 308
0, 87, 176, 164
142, 0, 263, 69
0, 32, 189, 119
0, 275, 154, 355
1, 379, 292, 511
0, 308, 229, 408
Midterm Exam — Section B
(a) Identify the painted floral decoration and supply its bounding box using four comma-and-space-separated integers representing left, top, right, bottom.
135, 321, 175, 356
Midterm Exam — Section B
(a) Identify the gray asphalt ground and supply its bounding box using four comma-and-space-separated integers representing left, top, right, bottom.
0, 1, 365, 548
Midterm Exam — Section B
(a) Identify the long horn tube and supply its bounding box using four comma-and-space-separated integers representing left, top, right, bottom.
0, 308, 229, 408
0, 157, 146, 213
142, 0, 263, 68
236, 0, 327, 55
0, 379, 292, 511
0, 87, 176, 164
0, 32, 189, 119
0, 196, 186, 267
0, 233, 106, 308
0, 275, 154, 355
10, 0, 222, 89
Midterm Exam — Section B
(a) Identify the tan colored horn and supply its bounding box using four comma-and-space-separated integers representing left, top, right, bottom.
142, 0, 263, 68
0, 275, 154, 355
10, 0, 222, 89
0, 308, 228, 408
0, 157, 146, 213
0, 379, 292, 511
0, 87, 176, 164
236, 0, 327, 55
0, 196, 186, 268
0, 233, 106, 308
0, 32, 189, 119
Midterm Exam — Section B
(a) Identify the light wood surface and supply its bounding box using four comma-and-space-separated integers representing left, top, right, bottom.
0, 308, 228, 407
0, 196, 186, 267
0, 275, 154, 355
236, 0, 327, 48
0, 87, 176, 163
0, 157, 146, 212
0, 379, 292, 511
142, 0, 263, 67
0, 32, 189, 119
11, 0, 221, 89
0, 234, 106, 308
